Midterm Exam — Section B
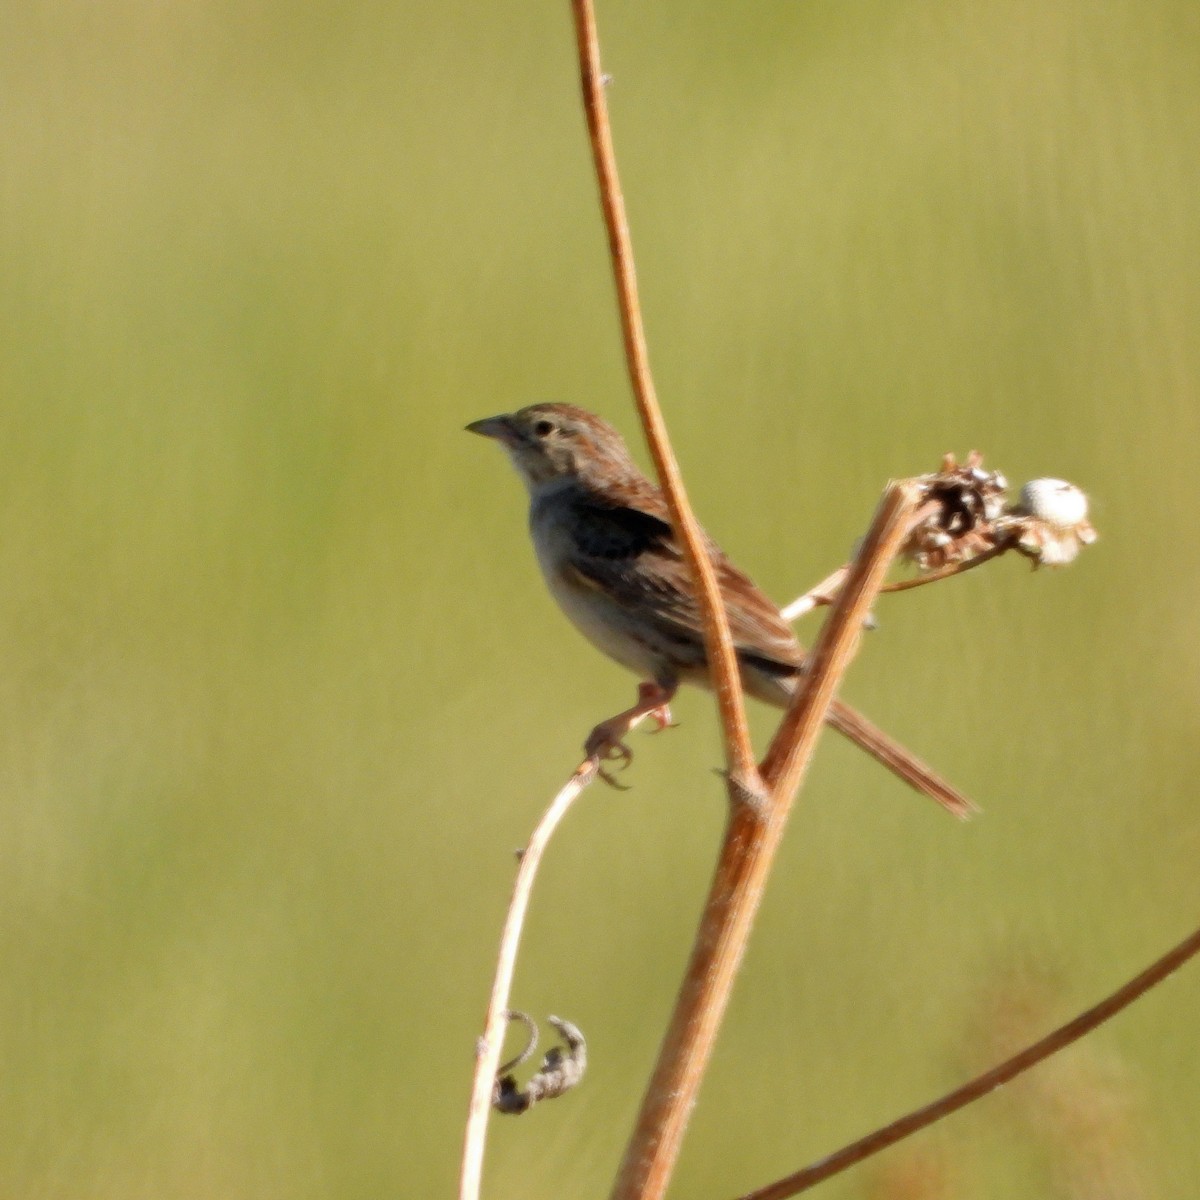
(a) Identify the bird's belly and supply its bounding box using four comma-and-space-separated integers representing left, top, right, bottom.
537, 554, 662, 677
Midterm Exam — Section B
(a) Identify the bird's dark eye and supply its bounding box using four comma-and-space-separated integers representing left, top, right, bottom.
534, 419, 555, 438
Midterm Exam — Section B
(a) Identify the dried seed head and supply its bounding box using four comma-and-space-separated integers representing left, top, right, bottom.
1016, 478, 1090, 528
1000, 478, 1098, 566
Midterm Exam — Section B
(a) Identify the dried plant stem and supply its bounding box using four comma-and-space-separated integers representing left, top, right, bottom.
879, 542, 1010, 593
569, 0, 760, 793
610, 483, 923, 1200
735, 920, 1200, 1200
459, 758, 600, 1200
779, 566, 851, 623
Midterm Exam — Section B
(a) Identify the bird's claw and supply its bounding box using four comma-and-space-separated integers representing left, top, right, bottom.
597, 763, 632, 790
593, 743, 633, 790
585, 727, 635, 789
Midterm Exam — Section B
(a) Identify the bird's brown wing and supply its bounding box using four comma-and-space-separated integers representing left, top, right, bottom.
564, 483, 802, 675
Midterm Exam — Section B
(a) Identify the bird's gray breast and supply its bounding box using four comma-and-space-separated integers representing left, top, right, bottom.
526, 483, 666, 676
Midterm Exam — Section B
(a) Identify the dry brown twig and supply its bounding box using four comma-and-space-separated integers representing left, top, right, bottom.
462, 1, 761, 1185
456, 494, 963, 1200
567, 4, 940, 1194
456, 489, 983, 1199
610, 482, 924, 1200
735, 921, 1200, 1200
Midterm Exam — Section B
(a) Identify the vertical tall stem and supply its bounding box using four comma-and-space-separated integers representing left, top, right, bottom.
609, 484, 922, 1200
569, 0, 760, 791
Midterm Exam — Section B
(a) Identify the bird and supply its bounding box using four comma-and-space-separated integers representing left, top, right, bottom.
467, 402, 971, 818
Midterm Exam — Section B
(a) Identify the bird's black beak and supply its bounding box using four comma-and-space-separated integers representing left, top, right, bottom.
465, 414, 518, 444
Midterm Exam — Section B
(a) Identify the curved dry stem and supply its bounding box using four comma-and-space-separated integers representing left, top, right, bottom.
735, 921, 1200, 1200
569, 0, 759, 794
879, 541, 1011, 594
458, 758, 599, 1200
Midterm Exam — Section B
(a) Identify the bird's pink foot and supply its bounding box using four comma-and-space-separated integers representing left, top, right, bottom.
584, 681, 678, 787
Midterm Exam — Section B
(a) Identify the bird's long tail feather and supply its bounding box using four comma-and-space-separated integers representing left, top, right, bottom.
826, 699, 977, 819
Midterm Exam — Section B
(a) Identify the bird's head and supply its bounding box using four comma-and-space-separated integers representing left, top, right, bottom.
466, 403, 641, 494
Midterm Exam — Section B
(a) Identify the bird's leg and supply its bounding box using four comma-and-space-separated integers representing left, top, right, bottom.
585, 680, 678, 786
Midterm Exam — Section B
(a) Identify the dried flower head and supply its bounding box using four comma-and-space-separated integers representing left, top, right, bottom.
903, 455, 1097, 573
904, 451, 1009, 571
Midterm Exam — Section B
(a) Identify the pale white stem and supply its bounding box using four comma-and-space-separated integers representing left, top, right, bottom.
460, 713, 653, 1200
780, 566, 849, 623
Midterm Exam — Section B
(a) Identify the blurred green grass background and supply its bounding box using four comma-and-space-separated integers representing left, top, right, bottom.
3, 1, 1199, 1197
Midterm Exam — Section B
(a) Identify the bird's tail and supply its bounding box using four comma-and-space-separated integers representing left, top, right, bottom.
826, 698, 978, 820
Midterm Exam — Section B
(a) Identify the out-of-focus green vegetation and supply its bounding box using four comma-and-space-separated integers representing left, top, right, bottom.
2, 1, 1198, 1196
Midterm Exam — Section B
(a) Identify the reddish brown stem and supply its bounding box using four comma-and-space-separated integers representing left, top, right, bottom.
762, 484, 921, 791
569, 0, 760, 794
609, 483, 922, 1200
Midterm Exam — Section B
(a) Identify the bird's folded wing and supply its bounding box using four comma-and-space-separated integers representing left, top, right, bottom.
565, 492, 802, 673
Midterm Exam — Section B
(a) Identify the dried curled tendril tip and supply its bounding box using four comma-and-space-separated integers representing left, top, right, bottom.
492, 1012, 588, 1115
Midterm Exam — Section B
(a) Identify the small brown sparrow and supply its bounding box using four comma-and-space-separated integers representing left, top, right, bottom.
468, 403, 971, 817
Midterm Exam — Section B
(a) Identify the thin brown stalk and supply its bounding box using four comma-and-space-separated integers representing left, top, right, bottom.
609, 483, 923, 1200
782, 537, 1012, 620
762, 484, 920, 790
459, 758, 599, 1200
569, 0, 760, 794
878, 542, 1010, 594
735, 921, 1200, 1200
